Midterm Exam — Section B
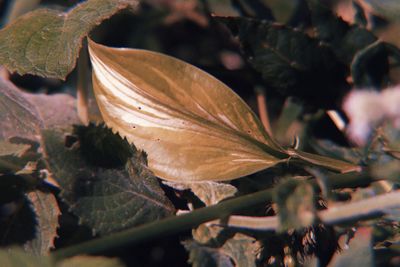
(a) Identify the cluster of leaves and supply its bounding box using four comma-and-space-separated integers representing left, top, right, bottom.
0, 0, 399, 266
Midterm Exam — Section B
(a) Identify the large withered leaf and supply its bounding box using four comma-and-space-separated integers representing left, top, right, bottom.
0, 0, 138, 79
88, 40, 286, 182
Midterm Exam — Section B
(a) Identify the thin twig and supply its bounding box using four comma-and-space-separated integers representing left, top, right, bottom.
77, 40, 90, 125
326, 110, 346, 132
222, 190, 400, 231
255, 86, 273, 136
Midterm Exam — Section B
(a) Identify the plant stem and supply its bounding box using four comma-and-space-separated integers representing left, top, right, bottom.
52, 187, 274, 261
77, 40, 90, 125
52, 172, 371, 261
255, 86, 273, 136
223, 190, 400, 231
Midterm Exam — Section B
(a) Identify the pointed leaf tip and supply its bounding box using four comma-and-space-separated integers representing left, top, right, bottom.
88, 40, 285, 182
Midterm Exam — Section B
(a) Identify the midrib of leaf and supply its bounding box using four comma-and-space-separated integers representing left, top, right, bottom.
91, 51, 285, 158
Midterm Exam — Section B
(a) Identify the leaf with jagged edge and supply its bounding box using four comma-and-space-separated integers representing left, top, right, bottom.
88, 39, 287, 182
41, 127, 175, 235
218, 16, 349, 106
24, 191, 61, 256
306, 0, 377, 64
0, 0, 139, 80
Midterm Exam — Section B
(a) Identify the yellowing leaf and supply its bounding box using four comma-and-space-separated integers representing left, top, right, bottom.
88, 40, 286, 182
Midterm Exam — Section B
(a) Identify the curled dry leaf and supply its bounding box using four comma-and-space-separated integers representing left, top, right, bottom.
88, 39, 286, 182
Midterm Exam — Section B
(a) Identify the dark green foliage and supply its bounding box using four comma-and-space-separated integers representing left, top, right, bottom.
306, 0, 377, 63
219, 17, 349, 107
0, 196, 36, 247
41, 127, 175, 235
73, 124, 133, 168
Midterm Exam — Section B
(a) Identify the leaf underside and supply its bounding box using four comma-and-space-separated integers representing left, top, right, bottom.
88, 40, 286, 182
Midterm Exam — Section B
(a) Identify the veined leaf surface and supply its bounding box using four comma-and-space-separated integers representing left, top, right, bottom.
88, 40, 286, 182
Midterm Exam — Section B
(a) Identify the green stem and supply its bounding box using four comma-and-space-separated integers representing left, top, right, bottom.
52, 172, 371, 261
52, 187, 273, 261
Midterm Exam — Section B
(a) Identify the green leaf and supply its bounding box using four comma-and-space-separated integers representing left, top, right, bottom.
274, 179, 316, 231
24, 191, 61, 256
88, 39, 286, 182
41, 127, 175, 235
219, 17, 348, 105
0, 77, 42, 141
306, 0, 377, 64
0, 0, 139, 79
73, 124, 133, 169
0, 247, 125, 267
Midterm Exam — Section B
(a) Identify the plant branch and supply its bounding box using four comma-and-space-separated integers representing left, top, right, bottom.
222, 190, 400, 231
255, 87, 273, 136
52, 171, 372, 261
77, 40, 90, 125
